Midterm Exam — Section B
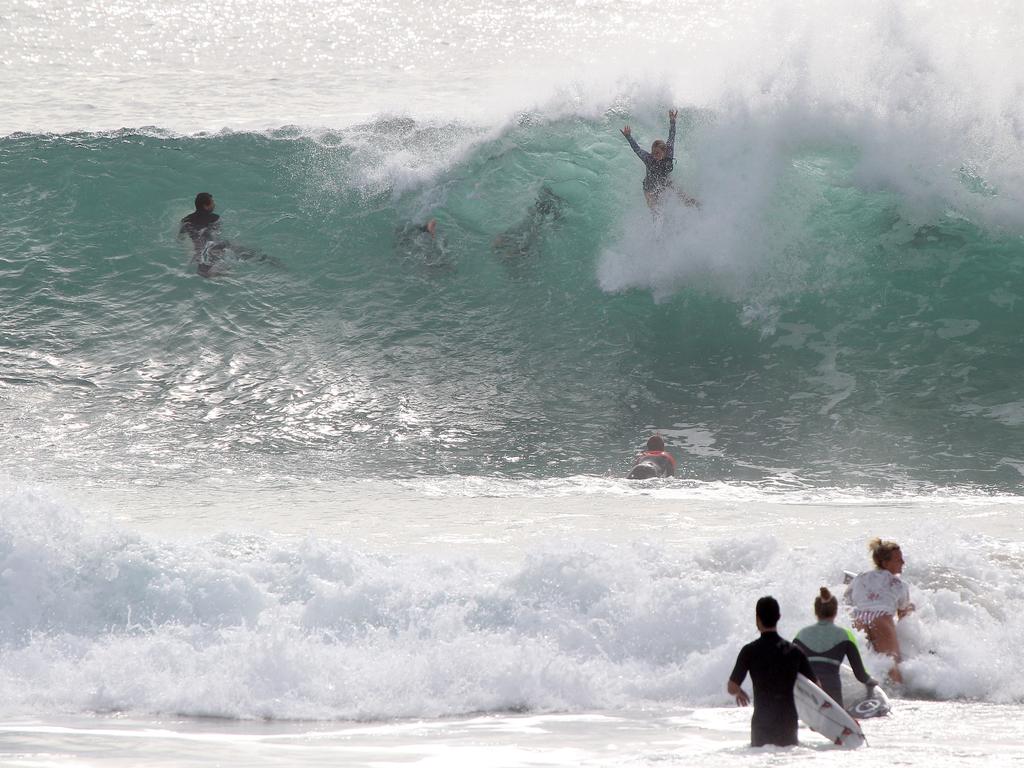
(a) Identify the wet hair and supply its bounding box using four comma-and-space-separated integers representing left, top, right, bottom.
194, 192, 213, 210
814, 587, 838, 620
755, 595, 780, 628
646, 434, 665, 451
651, 139, 667, 155
868, 537, 902, 568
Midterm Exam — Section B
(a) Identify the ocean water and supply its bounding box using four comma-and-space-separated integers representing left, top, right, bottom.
2, 0, 1024, 765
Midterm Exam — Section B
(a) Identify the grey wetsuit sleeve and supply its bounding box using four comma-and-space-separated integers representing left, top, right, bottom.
667, 119, 677, 159
625, 132, 650, 162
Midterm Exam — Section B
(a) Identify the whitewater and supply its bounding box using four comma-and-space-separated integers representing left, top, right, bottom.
3, 0, 1024, 766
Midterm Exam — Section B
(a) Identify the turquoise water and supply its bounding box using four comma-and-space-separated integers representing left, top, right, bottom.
3, 119, 1023, 488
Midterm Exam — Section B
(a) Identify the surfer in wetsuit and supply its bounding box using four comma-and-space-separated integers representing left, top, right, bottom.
178, 192, 275, 276
728, 596, 818, 748
626, 434, 677, 479
395, 218, 450, 268
621, 110, 699, 210
178, 192, 223, 277
492, 185, 565, 259
793, 587, 878, 707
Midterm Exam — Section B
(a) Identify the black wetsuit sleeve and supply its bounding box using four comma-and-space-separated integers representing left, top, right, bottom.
796, 647, 817, 685
729, 645, 750, 685
667, 119, 677, 159
843, 641, 875, 685
625, 132, 651, 163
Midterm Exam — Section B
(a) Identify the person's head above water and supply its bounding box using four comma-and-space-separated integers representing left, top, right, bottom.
813, 587, 839, 620
650, 139, 668, 161
646, 434, 665, 452
868, 537, 905, 573
423, 218, 437, 236
194, 192, 215, 212
755, 595, 781, 630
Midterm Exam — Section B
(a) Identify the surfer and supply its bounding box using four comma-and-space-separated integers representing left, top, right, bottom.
178, 192, 275, 276
395, 218, 449, 268
492, 186, 565, 259
492, 185, 564, 256
844, 538, 915, 684
626, 434, 677, 479
621, 110, 699, 210
727, 596, 818, 748
793, 587, 879, 707
178, 192, 221, 277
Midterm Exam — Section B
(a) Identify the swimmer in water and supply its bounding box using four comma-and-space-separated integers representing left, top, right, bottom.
492, 185, 565, 259
178, 192, 221, 277
626, 434, 677, 479
178, 192, 276, 276
621, 110, 699, 210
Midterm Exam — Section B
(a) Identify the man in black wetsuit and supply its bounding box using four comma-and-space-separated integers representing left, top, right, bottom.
178, 192, 221, 277
727, 596, 818, 747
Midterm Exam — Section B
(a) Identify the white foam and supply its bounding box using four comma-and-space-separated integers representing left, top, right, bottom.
2, 486, 1022, 720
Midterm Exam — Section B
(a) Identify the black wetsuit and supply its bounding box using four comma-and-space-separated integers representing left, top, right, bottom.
179, 210, 221, 276
625, 121, 676, 194
729, 631, 816, 747
793, 622, 877, 707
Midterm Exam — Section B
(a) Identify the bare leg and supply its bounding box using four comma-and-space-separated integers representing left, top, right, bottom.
861, 614, 902, 684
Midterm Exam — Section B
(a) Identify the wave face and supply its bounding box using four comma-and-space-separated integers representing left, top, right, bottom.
1, 109, 1023, 488
1, 489, 1022, 719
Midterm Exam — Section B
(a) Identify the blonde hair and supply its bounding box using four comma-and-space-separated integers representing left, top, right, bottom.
868, 537, 902, 568
651, 139, 667, 154
814, 586, 838, 619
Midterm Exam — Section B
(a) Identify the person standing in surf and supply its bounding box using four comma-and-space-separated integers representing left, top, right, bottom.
794, 587, 879, 707
844, 538, 914, 684
621, 110, 698, 210
727, 596, 817, 748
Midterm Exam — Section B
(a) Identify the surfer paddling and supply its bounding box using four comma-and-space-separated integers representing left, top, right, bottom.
621, 110, 699, 210
727, 596, 818, 748
845, 538, 915, 684
626, 434, 677, 479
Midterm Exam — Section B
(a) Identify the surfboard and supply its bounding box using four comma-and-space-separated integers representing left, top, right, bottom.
626, 459, 664, 480
840, 664, 892, 719
794, 674, 866, 748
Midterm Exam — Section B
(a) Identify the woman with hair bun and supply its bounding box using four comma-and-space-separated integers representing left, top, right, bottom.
844, 538, 915, 683
793, 587, 878, 706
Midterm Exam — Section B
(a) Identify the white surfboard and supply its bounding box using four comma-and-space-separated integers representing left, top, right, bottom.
840, 664, 892, 719
794, 674, 866, 748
